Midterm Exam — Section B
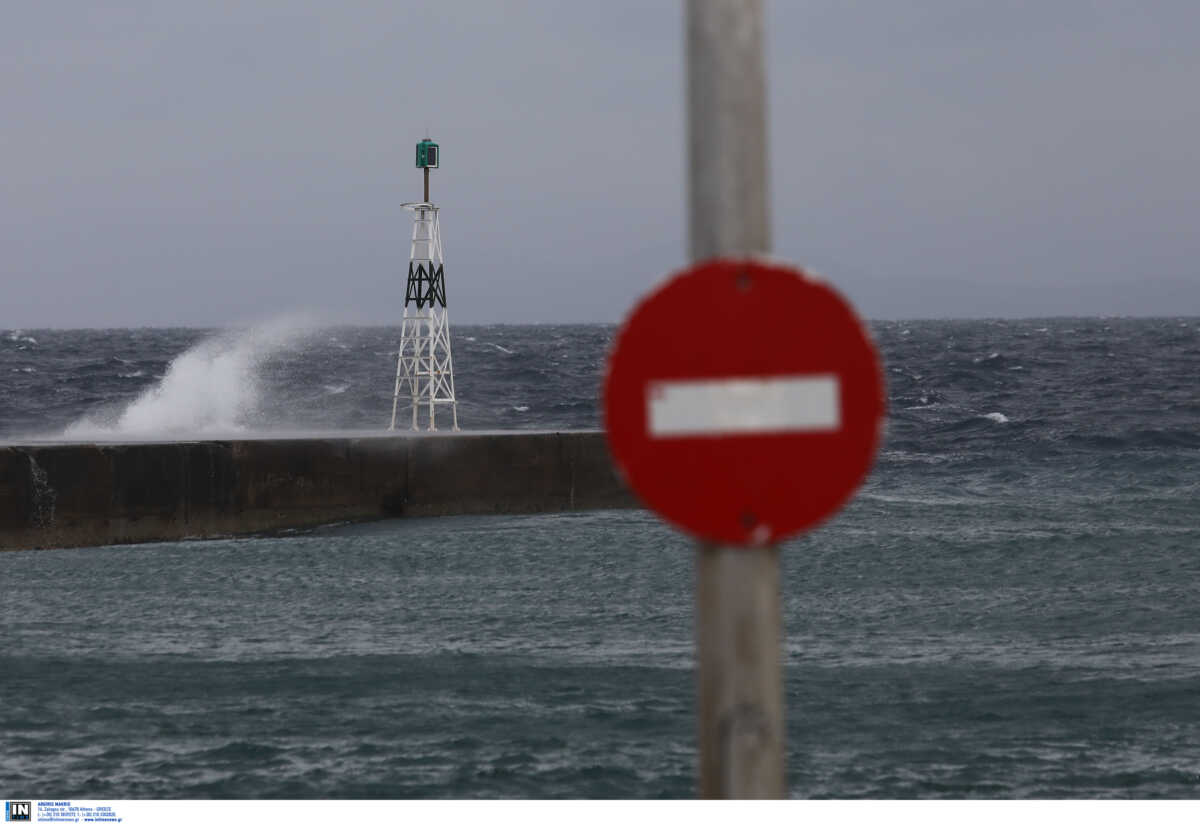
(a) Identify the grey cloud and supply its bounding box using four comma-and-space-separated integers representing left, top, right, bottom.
1, 1, 1197, 326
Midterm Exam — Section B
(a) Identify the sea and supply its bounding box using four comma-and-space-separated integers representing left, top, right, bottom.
1, 318, 1199, 798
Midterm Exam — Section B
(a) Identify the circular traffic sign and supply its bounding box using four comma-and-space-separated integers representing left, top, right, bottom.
604, 258, 885, 546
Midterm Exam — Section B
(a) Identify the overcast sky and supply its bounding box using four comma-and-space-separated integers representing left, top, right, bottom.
3, 1, 1198, 327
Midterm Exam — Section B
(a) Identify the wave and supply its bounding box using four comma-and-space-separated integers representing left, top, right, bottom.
63, 316, 316, 439
1064, 429, 1200, 451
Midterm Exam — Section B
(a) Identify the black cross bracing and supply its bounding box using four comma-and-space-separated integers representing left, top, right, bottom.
404, 262, 447, 308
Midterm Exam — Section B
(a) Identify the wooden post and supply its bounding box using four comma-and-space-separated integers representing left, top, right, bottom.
686, 0, 784, 799
687, 0, 770, 260
696, 543, 784, 797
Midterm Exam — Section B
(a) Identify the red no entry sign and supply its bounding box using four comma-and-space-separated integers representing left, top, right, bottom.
604, 259, 885, 546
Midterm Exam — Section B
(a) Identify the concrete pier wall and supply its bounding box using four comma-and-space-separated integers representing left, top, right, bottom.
0, 432, 635, 551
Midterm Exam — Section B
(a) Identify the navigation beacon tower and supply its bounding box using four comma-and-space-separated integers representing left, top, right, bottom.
390, 138, 459, 431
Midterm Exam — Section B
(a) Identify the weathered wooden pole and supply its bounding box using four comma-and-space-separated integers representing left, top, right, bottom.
686, 0, 785, 799
687, 0, 770, 259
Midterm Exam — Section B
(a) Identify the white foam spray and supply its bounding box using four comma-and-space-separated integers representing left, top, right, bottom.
64, 315, 317, 440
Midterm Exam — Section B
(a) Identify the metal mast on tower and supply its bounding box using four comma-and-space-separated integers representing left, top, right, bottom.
390, 138, 459, 431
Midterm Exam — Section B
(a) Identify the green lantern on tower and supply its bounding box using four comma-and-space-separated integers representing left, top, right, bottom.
415, 139, 439, 169
415, 139, 439, 203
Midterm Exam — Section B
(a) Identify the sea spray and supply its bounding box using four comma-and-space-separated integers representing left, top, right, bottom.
64, 316, 317, 439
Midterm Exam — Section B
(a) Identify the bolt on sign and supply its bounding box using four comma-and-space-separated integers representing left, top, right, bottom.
604, 258, 885, 546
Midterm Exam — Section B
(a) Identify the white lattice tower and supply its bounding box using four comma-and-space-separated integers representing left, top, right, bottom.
390, 202, 459, 430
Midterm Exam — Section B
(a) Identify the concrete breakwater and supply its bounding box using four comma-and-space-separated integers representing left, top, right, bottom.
0, 431, 636, 551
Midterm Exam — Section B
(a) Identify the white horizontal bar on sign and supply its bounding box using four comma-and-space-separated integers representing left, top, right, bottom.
647, 374, 841, 437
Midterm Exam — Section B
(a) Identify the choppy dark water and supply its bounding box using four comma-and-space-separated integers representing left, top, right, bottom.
2, 318, 1199, 798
